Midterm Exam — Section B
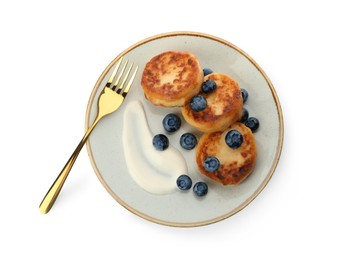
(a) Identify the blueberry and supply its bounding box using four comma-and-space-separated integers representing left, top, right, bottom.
241, 88, 249, 103
190, 95, 207, 112
203, 68, 213, 76
162, 113, 181, 133
204, 156, 220, 172
225, 130, 243, 149
239, 108, 249, 123
180, 133, 197, 150
201, 80, 217, 94
152, 134, 169, 151
176, 175, 192, 190
193, 182, 208, 197
245, 117, 260, 132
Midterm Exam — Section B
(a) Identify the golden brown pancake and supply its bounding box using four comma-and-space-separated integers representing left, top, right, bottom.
196, 123, 257, 185
141, 51, 203, 107
181, 73, 243, 132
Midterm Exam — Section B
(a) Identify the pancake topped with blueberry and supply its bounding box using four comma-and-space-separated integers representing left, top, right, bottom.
141, 51, 203, 107
181, 73, 243, 132
196, 122, 257, 185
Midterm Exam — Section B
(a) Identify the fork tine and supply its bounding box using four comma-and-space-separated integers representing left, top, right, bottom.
122, 65, 138, 98
112, 60, 128, 90
105, 57, 123, 88
115, 63, 133, 94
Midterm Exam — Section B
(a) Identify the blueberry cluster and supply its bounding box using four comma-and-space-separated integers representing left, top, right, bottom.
152, 113, 208, 196
239, 88, 260, 133
176, 175, 208, 197
187, 69, 218, 113
189, 80, 217, 113
153, 113, 198, 151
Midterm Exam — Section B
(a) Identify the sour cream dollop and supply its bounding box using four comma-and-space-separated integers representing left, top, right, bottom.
122, 101, 188, 194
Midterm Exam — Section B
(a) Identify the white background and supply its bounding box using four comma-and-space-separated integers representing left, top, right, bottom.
1, 0, 342, 259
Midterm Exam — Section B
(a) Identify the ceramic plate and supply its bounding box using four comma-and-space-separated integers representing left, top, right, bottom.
85, 32, 283, 227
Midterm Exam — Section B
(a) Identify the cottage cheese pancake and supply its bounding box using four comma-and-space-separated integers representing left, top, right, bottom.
196, 123, 257, 185
182, 73, 243, 132
141, 51, 203, 107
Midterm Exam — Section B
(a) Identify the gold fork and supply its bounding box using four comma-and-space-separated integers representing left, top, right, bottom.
39, 57, 138, 214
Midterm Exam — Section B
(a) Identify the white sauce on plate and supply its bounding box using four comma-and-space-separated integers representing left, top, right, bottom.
122, 101, 188, 194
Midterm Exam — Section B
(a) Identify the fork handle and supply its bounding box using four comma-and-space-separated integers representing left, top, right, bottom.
39, 117, 100, 214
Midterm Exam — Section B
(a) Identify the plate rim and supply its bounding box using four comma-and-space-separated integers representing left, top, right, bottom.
85, 31, 284, 227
